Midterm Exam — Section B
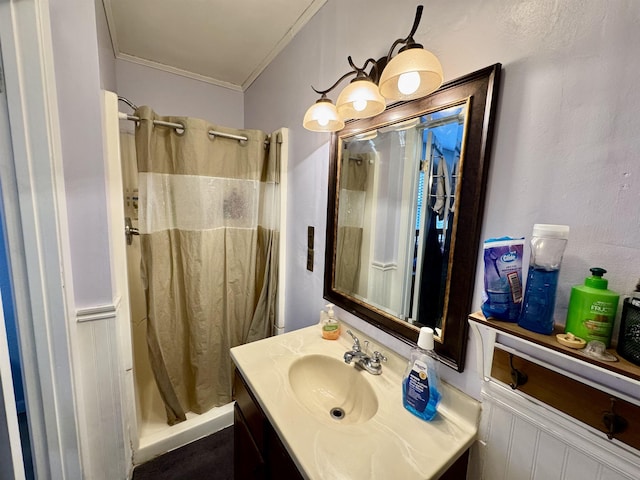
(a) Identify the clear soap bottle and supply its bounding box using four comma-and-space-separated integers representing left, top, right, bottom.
319, 303, 341, 340
402, 327, 441, 421
518, 224, 570, 334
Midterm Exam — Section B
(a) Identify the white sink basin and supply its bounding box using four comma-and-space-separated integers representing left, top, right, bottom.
288, 354, 378, 424
231, 325, 480, 479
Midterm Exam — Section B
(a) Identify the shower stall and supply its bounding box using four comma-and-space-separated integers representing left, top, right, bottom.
105, 92, 288, 465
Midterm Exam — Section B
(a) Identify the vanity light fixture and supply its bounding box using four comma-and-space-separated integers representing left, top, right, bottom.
303, 5, 443, 133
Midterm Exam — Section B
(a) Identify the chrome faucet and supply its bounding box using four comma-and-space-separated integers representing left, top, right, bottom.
343, 330, 387, 375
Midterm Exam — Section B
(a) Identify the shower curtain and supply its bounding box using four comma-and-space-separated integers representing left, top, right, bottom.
335, 151, 375, 294
134, 106, 280, 425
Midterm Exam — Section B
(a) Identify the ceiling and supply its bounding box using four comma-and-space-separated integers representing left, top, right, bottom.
102, 0, 326, 92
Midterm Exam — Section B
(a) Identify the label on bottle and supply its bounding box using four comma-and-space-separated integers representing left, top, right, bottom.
322, 322, 339, 332
581, 300, 616, 341
589, 300, 614, 322
405, 359, 430, 412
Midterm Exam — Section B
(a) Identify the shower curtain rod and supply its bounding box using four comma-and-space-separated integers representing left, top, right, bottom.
118, 112, 263, 144
116, 95, 271, 144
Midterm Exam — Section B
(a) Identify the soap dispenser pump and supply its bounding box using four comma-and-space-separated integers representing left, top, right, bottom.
320, 303, 341, 340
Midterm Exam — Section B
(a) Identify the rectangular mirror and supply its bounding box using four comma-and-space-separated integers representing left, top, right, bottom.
325, 64, 502, 371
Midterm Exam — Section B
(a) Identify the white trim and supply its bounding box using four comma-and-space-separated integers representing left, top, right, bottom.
276, 128, 289, 333
76, 304, 117, 323
0, 0, 82, 478
115, 54, 244, 92
370, 261, 398, 272
471, 318, 640, 403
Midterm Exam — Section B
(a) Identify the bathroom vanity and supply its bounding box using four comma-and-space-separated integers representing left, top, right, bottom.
231, 324, 480, 479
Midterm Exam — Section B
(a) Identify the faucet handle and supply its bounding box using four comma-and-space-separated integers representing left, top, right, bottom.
346, 330, 361, 351
371, 351, 387, 364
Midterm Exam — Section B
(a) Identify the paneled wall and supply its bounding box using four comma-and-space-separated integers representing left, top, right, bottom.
474, 381, 639, 480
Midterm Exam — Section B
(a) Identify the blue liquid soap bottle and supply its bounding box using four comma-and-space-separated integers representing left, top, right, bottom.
402, 327, 441, 421
518, 224, 570, 334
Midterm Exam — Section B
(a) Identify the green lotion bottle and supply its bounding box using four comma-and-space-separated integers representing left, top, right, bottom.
565, 268, 620, 347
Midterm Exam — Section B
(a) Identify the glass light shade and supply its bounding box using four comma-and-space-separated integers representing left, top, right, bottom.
303, 99, 344, 132
379, 48, 443, 101
336, 80, 386, 120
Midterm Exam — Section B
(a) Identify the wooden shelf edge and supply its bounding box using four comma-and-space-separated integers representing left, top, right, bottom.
469, 311, 640, 383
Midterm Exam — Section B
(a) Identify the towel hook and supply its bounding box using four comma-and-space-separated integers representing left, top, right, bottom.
509, 353, 528, 390
602, 397, 628, 440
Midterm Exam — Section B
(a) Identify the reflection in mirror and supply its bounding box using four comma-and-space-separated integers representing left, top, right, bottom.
325, 64, 502, 371
335, 104, 467, 336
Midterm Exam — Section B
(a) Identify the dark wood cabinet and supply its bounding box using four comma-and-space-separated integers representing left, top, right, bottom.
233, 371, 304, 480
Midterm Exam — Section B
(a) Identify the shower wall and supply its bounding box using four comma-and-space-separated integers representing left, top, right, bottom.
119, 134, 162, 432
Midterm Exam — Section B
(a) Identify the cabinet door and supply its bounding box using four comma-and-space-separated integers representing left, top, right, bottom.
234, 370, 304, 480
234, 405, 265, 479
265, 426, 304, 480
234, 373, 266, 451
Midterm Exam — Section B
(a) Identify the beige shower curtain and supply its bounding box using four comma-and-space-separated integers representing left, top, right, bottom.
335, 152, 374, 294
134, 106, 280, 425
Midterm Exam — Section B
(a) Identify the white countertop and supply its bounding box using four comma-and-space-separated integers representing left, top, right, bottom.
231, 323, 480, 479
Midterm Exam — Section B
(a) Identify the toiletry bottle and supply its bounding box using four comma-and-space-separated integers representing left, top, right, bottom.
402, 327, 441, 421
320, 303, 341, 340
565, 268, 620, 347
518, 224, 569, 334
617, 278, 640, 365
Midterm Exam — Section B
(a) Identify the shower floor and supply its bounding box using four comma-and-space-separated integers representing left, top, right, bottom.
135, 402, 234, 466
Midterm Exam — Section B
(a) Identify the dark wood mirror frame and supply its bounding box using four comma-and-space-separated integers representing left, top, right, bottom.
324, 64, 501, 371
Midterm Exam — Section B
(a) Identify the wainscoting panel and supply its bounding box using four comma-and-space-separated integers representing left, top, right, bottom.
74, 305, 129, 480
368, 261, 398, 312
475, 381, 639, 480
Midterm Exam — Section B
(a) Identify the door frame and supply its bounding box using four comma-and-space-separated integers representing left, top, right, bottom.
0, 0, 82, 478
0, 295, 25, 480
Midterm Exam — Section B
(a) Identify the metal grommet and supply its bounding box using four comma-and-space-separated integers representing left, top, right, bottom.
173, 122, 185, 136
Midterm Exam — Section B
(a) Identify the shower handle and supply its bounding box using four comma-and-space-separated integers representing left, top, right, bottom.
125, 217, 139, 245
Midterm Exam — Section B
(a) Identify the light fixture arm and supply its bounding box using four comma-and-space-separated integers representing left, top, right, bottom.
348, 56, 378, 79
312, 70, 356, 96
385, 5, 424, 61
406, 5, 424, 41
311, 56, 380, 96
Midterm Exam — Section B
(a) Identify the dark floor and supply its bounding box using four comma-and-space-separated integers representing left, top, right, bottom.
132, 426, 233, 480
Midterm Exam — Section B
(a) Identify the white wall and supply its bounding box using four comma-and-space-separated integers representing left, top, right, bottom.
244, 0, 640, 397
95, 0, 116, 92
49, 0, 113, 308
93, 0, 244, 127
115, 60, 244, 128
